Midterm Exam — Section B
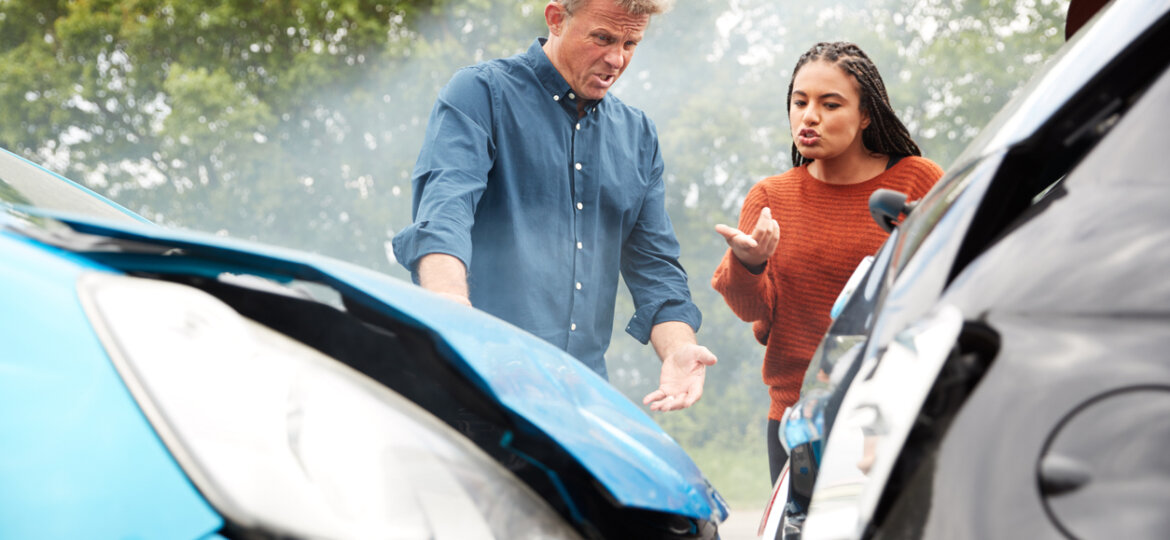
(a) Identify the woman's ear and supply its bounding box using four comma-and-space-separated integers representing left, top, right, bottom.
545, 2, 567, 36
860, 108, 872, 131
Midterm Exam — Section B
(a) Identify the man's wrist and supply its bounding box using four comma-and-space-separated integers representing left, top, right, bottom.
418, 253, 470, 298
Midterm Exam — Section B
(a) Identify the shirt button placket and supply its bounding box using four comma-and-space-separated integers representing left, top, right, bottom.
570, 131, 584, 343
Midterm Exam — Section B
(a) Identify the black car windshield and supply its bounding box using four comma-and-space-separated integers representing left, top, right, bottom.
0, 149, 140, 224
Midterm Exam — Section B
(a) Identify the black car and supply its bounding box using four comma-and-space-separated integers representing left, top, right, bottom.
763, 0, 1170, 538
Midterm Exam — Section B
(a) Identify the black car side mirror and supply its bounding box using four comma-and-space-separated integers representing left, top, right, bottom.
869, 188, 917, 233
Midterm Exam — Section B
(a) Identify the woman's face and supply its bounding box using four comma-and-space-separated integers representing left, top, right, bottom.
789, 60, 871, 162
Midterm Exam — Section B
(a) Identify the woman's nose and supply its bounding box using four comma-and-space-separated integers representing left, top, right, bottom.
802, 107, 820, 125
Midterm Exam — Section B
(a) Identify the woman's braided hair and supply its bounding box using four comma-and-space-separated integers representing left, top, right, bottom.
787, 42, 921, 167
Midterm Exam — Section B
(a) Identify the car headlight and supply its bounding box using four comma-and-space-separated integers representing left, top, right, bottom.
801, 305, 962, 540
780, 388, 829, 455
78, 273, 580, 539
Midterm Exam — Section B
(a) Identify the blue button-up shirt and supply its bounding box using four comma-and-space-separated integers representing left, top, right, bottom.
392, 38, 701, 378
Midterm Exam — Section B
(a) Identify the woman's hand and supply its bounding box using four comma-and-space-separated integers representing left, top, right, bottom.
715, 206, 780, 270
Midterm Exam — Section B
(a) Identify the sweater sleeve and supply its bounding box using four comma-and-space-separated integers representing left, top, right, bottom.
711, 182, 777, 329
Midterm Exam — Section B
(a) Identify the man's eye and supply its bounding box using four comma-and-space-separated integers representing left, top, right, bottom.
792, 100, 807, 107
594, 34, 614, 44
825, 103, 841, 110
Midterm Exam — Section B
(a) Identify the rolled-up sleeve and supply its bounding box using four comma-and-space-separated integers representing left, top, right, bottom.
621, 133, 702, 344
711, 181, 776, 330
392, 67, 496, 277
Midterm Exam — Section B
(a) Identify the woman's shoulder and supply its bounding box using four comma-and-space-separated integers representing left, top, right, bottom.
886, 156, 944, 195
741, 167, 805, 209
747, 168, 803, 197
894, 155, 945, 180
756, 167, 806, 189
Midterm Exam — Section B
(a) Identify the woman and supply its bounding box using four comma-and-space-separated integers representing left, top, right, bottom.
711, 42, 944, 483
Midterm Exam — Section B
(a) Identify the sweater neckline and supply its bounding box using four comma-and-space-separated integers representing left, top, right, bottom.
798, 158, 908, 191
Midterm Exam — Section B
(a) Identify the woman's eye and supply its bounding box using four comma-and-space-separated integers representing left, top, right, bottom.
825, 103, 841, 110
792, 100, 807, 107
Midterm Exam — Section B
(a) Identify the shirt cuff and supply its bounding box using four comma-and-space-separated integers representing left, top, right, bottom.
624, 299, 702, 344
391, 219, 473, 281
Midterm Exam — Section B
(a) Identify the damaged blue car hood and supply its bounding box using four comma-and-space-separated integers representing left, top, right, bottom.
7, 206, 728, 524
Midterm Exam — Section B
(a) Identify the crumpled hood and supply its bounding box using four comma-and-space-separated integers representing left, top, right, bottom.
7, 207, 728, 524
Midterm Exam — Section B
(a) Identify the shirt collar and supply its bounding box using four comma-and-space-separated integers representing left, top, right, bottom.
524, 37, 604, 112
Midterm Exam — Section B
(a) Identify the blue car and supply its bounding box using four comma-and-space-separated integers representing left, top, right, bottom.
0, 146, 728, 539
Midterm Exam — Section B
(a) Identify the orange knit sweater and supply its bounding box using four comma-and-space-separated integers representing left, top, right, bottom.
712, 157, 943, 420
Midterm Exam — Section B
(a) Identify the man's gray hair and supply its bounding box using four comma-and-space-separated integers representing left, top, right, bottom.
556, 0, 675, 16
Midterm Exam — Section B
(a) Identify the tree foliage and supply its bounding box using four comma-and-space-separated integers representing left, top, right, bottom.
1, 0, 1069, 507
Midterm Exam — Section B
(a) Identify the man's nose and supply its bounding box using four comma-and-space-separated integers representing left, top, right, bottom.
604, 46, 626, 69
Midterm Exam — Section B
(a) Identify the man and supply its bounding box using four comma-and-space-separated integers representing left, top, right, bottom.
392, 0, 715, 411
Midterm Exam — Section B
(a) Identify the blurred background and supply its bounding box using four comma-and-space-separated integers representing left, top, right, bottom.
0, 0, 1069, 511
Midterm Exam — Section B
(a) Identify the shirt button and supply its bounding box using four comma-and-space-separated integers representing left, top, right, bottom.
575, 123, 581, 130
576, 282, 582, 290
569, 92, 576, 99
553, 94, 560, 101
574, 162, 582, 170
570, 323, 577, 331
576, 202, 583, 210
577, 241, 583, 249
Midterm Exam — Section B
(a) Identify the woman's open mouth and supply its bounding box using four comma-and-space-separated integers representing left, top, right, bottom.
797, 129, 820, 146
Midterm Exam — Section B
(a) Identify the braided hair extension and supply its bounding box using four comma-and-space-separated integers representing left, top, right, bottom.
786, 42, 921, 168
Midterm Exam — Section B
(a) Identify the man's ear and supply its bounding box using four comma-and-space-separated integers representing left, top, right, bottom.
545, 1, 567, 36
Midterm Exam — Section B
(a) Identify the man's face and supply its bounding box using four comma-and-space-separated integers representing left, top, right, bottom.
544, 0, 650, 101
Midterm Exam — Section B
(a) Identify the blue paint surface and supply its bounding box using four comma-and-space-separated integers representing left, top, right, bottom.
0, 232, 223, 539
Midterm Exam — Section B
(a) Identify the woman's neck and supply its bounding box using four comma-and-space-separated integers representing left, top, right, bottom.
807, 151, 889, 185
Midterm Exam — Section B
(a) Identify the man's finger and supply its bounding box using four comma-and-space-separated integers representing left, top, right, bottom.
642, 389, 666, 405
655, 394, 680, 412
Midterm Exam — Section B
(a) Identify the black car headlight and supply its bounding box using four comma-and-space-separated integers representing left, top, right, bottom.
78, 274, 580, 539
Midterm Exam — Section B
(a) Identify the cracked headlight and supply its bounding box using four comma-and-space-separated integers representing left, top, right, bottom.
79, 274, 580, 540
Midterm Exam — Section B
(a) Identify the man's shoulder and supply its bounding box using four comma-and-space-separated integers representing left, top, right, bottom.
603, 94, 649, 119
472, 43, 550, 77
601, 95, 659, 138
454, 54, 521, 80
